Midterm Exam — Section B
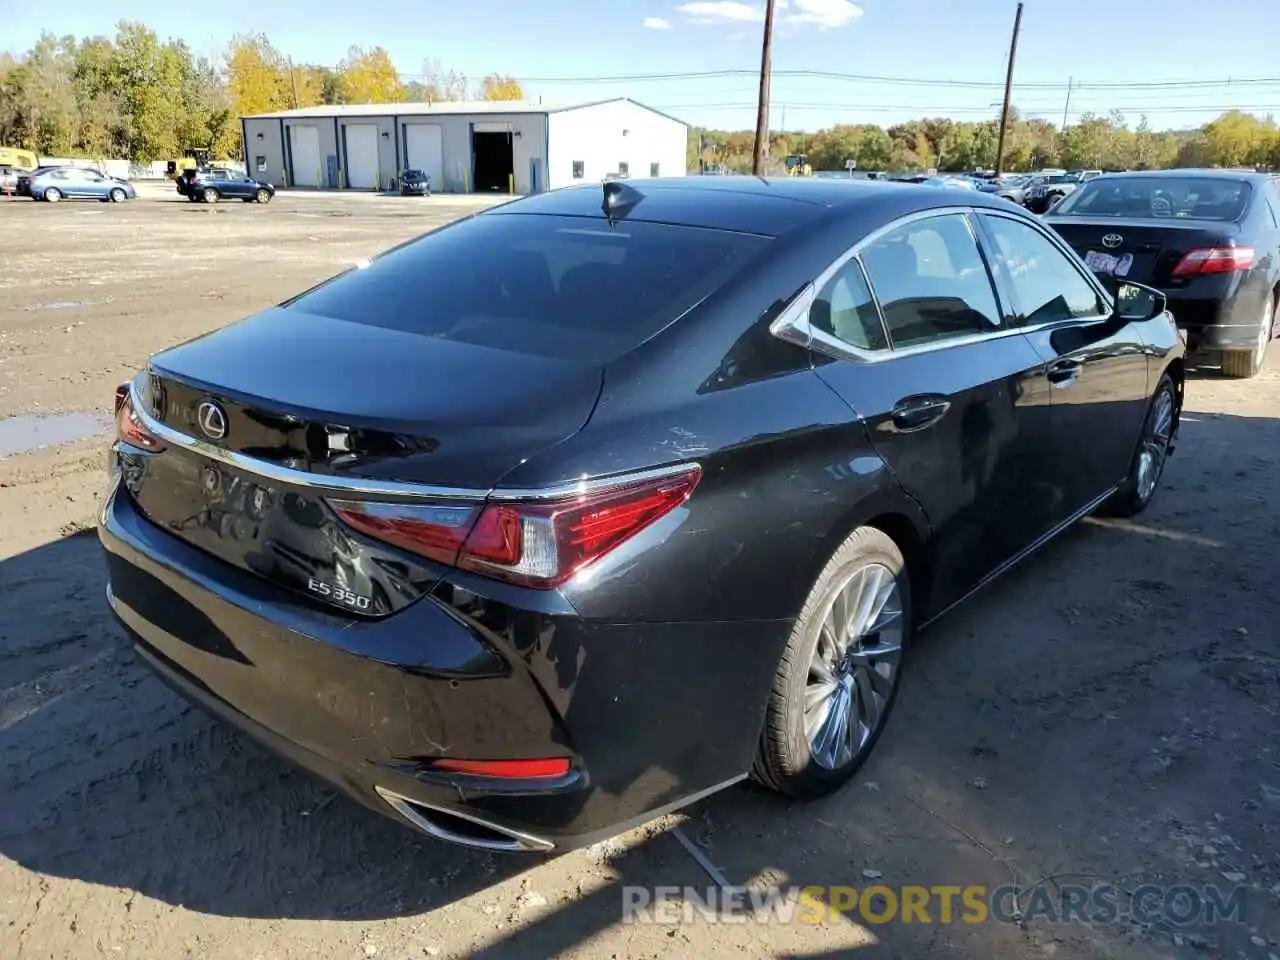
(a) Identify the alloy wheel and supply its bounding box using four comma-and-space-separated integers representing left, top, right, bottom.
1136, 386, 1175, 503
805, 563, 904, 770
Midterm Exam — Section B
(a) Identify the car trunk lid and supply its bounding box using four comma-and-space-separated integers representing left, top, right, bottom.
1044, 216, 1242, 287
120, 307, 603, 616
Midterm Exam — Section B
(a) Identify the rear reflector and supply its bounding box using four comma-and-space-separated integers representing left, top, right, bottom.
427, 757, 572, 779
328, 465, 701, 589
1171, 246, 1254, 278
114, 383, 166, 452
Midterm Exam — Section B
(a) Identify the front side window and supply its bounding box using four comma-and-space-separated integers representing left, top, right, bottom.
810, 258, 888, 351
860, 213, 1001, 349
982, 215, 1106, 325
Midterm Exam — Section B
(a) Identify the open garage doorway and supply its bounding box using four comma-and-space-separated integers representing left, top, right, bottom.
472, 128, 514, 193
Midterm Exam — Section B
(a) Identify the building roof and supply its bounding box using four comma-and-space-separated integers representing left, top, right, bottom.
242, 97, 688, 126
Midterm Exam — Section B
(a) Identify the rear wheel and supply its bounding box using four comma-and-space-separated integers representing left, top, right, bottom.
202, 187, 218, 203
1220, 296, 1274, 379
44, 187, 61, 202
753, 526, 909, 799
255, 188, 271, 204
1101, 373, 1177, 518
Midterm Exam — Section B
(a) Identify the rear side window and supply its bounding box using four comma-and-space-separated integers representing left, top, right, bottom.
810, 259, 888, 351
860, 214, 1001, 349
287, 214, 771, 363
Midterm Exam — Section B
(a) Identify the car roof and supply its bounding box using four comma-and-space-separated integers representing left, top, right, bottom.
1090, 168, 1268, 183
490, 176, 1022, 236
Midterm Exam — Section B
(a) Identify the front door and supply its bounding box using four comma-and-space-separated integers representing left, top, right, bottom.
975, 211, 1152, 521
808, 211, 1057, 616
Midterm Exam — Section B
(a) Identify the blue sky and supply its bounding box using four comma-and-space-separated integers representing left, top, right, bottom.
8, 0, 1280, 131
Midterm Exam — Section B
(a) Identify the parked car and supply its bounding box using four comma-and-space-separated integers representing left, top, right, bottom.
400, 169, 432, 196
1045, 169, 1280, 378
182, 168, 274, 203
100, 177, 1183, 852
1025, 173, 1080, 213
20, 165, 136, 202
978, 174, 1032, 206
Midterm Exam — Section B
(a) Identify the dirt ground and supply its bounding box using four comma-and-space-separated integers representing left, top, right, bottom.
1, 185, 1278, 960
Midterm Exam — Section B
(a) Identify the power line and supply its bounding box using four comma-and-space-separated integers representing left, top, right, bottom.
394, 67, 1280, 92
648, 101, 1278, 114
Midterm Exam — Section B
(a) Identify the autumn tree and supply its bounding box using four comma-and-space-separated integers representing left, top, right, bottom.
479, 74, 524, 101
226, 33, 293, 116
334, 46, 403, 104
416, 58, 467, 101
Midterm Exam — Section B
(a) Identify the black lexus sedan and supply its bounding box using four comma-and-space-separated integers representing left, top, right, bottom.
1045, 170, 1280, 378
100, 178, 1184, 853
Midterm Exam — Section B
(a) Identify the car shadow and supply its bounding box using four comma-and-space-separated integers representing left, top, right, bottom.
1, 411, 1277, 957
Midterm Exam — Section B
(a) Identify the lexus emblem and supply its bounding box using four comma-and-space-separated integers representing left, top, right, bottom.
196, 400, 228, 440
1101, 233, 1124, 249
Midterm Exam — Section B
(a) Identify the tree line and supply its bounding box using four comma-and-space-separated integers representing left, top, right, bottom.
693, 108, 1280, 175
3, 21, 1278, 174
0, 23, 525, 162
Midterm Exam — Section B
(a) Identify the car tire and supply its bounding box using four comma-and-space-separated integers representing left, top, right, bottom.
1100, 373, 1178, 518
109, 188, 126, 203
753, 525, 910, 799
1219, 295, 1274, 379
255, 188, 271, 204
44, 188, 61, 203
202, 187, 218, 203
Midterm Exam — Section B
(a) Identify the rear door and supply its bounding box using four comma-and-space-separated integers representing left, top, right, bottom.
808, 209, 1057, 613
975, 210, 1151, 521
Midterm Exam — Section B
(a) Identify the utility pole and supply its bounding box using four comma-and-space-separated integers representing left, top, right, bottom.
1061, 77, 1073, 131
287, 56, 300, 109
993, 1, 1023, 177
752, 0, 778, 176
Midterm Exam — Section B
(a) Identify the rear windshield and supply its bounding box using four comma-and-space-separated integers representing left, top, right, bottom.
1054, 177, 1252, 221
285, 213, 771, 363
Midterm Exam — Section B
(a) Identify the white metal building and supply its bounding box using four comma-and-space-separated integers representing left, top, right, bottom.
239, 98, 689, 195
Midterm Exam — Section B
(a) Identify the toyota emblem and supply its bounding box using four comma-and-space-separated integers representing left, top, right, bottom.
1101, 233, 1124, 249
196, 400, 228, 440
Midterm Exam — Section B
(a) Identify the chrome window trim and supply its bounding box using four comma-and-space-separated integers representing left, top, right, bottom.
127, 379, 699, 504
771, 205, 1029, 364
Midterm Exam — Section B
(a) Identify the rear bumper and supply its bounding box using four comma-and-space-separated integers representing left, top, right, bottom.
1153, 280, 1266, 353
98, 482, 782, 850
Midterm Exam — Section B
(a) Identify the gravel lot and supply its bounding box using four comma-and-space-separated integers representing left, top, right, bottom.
1, 186, 1278, 960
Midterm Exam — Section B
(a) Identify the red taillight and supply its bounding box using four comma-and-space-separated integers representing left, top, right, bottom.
328, 466, 701, 589
426, 757, 571, 779
1171, 246, 1254, 278
114, 383, 166, 452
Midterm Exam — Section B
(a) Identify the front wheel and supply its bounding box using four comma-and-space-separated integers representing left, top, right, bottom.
1101, 373, 1177, 518
1220, 296, 1274, 379
255, 188, 271, 204
753, 526, 909, 799
109, 187, 126, 203
44, 188, 62, 202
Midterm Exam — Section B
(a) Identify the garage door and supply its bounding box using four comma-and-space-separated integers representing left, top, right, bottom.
345, 124, 379, 190
403, 124, 444, 190
289, 125, 322, 188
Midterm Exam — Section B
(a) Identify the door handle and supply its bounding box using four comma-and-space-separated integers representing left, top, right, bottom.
891, 396, 951, 432
1047, 358, 1082, 385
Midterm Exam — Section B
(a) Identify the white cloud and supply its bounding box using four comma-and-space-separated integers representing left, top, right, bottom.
643, 15, 673, 28
782, 0, 862, 28
675, 1, 763, 23
676, 0, 862, 28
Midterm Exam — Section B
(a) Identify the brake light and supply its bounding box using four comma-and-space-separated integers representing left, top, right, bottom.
1171, 246, 1254, 278
426, 757, 571, 779
328, 466, 701, 589
114, 383, 166, 452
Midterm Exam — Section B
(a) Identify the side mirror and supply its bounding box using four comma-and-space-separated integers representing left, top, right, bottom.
1113, 280, 1167, 322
